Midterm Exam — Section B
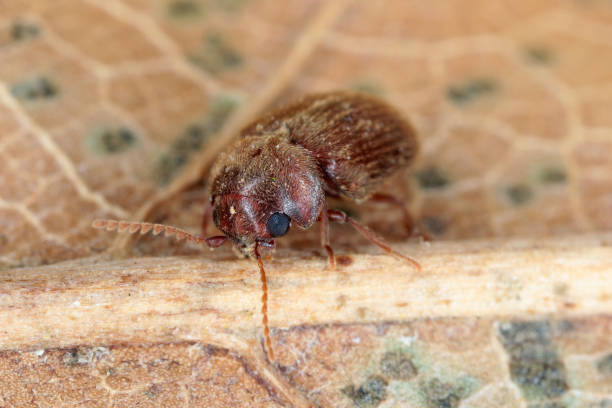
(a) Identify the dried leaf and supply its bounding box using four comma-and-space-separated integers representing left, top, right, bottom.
1, 1, 612, 406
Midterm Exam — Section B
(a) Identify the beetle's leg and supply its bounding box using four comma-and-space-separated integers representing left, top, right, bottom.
369, 193, 432, 241
369, 193, 414, 233
327, 209, 421, 271
201, 200, 213, 236
319, 202, 335, 270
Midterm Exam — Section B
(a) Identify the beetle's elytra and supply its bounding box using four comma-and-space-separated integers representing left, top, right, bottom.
94, 91, 422, 362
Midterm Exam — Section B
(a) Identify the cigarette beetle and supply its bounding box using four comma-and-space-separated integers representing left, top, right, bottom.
94, 91, 421, 362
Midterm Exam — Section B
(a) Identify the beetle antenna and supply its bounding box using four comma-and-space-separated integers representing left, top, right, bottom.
254, 242, 274, 362
326, 210, 422, 271
92, 219, 228, 249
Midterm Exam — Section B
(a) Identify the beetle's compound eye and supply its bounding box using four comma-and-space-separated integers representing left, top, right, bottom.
267, 212, 290, 237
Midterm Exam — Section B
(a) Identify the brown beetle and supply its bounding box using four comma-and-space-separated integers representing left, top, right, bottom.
94, 91, 421, 361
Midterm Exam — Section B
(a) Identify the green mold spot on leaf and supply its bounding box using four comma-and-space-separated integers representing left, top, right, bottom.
380, 350, 418, 380
526, 402, 567, 408
207, 95, 238, 129
11, 20, 40, 41
524, 46, 555, 65
498, 321, 569, 400
189, 34, 243, 75
505, 184, 533, 205
341, 375, 388, 408
415, 167, 449, 189
86, 127, 137, 154
167, 0, 202, 19
538, 166, 566, 185
597, 353, 612, 376
215, 0, 248, 11
155, 95, 239, 184
418, 377, 473, 408
446, 78, 498, 105
10, 76, 58, 102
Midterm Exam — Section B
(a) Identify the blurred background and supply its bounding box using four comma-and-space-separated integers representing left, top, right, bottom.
0, 0, 611, 267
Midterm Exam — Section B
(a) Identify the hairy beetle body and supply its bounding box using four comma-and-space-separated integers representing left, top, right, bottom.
209, 91, 418, 255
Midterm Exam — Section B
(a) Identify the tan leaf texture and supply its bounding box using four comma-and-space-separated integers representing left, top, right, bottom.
0, 0, 611, 407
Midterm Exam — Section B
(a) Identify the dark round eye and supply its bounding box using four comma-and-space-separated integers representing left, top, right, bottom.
267, 212, 290, 237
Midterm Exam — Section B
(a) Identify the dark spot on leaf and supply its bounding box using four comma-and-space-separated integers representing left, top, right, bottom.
176, 125, 205, 152
555, 320, 574, 332
538, 166, 566, 184
380, 350, 417, 380
597, 353, 612, 376
155, 154, 187, 185
420, 378, 471, 408
497, 321, 569, 400
86, 127, 137, 154
189, 34, 242, 74
62, 350, 79, 366
208, 96, 238, 129
446, 78, 498, 105
422, 216, 446, 236
341, 375, 388, 407
145, 384, 161, 398
415, 167, 449, 189
155, 95, 238, 184
524, 46, 555, 65
62, 349, 88, 366
505, 184, 533, 205
11, 76, 57, 102
527, 402, 567, 408
11, 20, 40, 41
167, 0, 202, 18
215, 0, 248, 11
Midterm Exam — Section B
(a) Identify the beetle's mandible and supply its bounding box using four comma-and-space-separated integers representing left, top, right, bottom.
94, 91, 422, 362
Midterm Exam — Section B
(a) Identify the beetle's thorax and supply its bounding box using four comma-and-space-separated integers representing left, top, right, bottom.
208, 133, 325, 257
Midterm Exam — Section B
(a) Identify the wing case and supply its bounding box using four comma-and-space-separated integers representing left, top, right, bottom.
240, 91, 418, 200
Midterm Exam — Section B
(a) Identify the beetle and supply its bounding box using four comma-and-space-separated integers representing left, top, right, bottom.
93, 91, 422, 361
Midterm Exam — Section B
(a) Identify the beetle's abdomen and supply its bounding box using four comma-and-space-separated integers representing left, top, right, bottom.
240, 91, 418, 200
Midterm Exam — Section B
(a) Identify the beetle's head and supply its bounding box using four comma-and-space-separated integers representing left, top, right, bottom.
208, 135, 324, 257
211, 193, 292, 256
